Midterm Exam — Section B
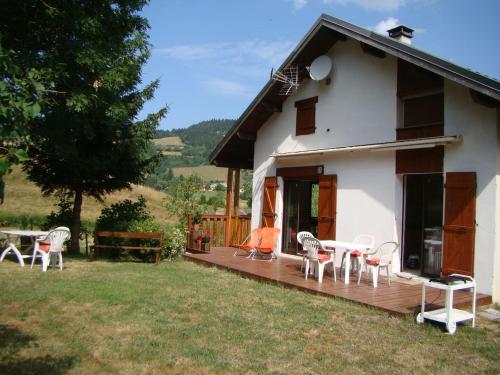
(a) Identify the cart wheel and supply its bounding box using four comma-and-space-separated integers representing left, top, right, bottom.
416, 313, 424, 324
447, 321, 457, 335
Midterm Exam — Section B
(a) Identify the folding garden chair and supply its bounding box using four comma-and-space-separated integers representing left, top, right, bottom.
252, 227, 280, 262
234, 228, 262, 258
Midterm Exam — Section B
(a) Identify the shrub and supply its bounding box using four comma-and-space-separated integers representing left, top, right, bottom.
94, 196, 158, 261
164, 174, 206, 228
94, 196, 187, 261
127, 218, 163, 262
162, 226, 186, 259
43, 195, 73, 231
95, 196, 152, 232
0, 213, 45, 229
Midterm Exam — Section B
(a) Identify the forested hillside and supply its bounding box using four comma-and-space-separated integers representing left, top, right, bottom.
146, 119, 235, 190
155, 119, 234, 165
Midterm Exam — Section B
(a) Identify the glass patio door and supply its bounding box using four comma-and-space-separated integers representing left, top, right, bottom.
282, 180, 318, 255
403, 174, 444, 276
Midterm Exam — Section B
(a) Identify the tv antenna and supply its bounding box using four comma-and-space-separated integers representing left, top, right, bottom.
272, 65, 300, 95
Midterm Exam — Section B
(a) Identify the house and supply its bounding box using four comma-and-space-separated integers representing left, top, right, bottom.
209, 14, 500, 301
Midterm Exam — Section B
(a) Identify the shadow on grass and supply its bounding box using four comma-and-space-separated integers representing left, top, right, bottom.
0, 325, 77, 375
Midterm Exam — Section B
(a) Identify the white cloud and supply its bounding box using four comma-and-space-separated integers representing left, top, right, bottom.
154, 43, 230, 61
371, 17, 400, 34
322, 0, 406, 11
154, 40, 295, 68
203, 78, 252, 97
289, 0, 308, 10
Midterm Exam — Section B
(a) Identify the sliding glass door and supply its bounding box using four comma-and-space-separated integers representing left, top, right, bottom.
282, 180, 318, 255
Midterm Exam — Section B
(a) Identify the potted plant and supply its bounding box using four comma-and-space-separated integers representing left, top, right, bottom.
201, 232, 210, 252
192, 212, 202, 231
196, 235, 203, 249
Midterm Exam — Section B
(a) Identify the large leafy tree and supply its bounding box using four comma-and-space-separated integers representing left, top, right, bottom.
0, 39, 47, 202
0, 1, 166, 252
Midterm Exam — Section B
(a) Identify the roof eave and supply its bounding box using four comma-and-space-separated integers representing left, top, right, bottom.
210, 14, 500, 167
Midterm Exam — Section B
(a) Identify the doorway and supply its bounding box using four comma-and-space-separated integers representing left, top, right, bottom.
402, 174, 444, 276
282, 180, 319, 255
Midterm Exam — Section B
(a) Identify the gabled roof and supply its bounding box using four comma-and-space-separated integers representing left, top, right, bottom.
210, 14, 500, 169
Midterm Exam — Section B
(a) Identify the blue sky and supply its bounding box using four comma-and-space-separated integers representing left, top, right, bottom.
139, 0, 500, 130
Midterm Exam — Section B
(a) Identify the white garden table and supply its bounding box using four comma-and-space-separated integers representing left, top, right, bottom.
0, 229, 49, 267
319, 240, 373, 284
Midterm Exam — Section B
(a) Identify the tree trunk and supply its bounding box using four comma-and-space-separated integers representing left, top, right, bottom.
70, 189, 83, 254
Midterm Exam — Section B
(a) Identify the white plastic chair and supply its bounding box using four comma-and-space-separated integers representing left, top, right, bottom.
340, 234, 375, 275
357, 241, 399, 288
297, 231, 314, 271
303, 237, 336, 283
31, 227, 71, 272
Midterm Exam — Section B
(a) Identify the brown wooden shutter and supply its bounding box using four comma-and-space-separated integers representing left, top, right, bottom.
295, 97, 318, 136
317, 175, 337, 240
442, 172, 476, 276
403, 93, 444, 128
395, 147, 444, 174
261, 176, 277, 227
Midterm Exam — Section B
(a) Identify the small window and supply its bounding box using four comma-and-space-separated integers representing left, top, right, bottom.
295, 96, 318, 136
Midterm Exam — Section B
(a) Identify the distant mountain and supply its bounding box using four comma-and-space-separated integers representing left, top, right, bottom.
146, 119, 235, 190
155, 119, 234, 164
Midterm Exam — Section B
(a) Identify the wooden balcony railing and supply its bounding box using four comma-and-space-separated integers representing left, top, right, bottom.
187, 214, 251, 251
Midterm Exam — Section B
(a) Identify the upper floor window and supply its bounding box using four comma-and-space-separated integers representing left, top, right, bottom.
295, 96, 318, 136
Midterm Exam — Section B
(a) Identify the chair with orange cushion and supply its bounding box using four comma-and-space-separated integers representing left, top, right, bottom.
357, 241, 399, 288
234, 228, 263, 258
252, 227, 280, 262
30, 227, 71, 272
340, 234, 375, 275
297, 231, 314, 271
303, 237, 336, 283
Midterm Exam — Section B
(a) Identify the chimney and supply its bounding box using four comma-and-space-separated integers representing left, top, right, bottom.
387, 25, 414, 45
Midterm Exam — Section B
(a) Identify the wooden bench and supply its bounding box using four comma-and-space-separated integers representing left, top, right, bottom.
90, 231, 164, 264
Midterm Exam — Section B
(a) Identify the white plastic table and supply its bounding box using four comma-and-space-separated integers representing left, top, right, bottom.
416, 274, 476, 334
319, 240, 373, 284
0, 230, 49, 267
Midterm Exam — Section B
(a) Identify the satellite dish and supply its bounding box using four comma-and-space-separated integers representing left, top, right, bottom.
309, 55, 332, 81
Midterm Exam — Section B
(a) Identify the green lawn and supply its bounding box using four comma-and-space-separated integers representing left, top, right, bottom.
0, 258, 498, 374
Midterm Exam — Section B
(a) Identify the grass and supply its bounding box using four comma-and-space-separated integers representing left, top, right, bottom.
173, 165, 228, 181
152, 136, 185, 147
1, 167, 174, 224
0, 258, 498, 374
160, 151, 182, 156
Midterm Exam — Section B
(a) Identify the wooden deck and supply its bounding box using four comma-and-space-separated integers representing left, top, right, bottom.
184, 247, 492, 317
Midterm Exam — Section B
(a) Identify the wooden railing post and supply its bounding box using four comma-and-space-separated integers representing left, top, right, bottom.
233, 169, 240, 244
225, 168, 234, 246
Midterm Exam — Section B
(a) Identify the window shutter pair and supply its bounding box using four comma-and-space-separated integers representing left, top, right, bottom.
261, 175, 337, 241
295, 97, 318, 136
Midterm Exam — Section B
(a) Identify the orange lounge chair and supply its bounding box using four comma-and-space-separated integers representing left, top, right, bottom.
252, 227, 280, 262
234, 228, 263, 258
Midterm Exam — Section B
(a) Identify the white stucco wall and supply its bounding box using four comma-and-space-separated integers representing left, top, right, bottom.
496, 109, 500, 301
252, 39, 400, 267
444, 81, 498, 297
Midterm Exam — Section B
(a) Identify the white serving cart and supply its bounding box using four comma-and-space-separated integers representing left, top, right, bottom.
416, 274, 476, 334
